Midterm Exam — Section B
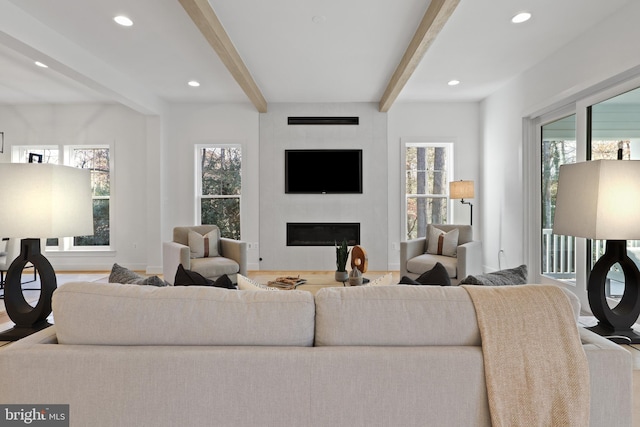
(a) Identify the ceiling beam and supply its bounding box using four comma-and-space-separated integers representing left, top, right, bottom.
378, 0, 460, 112
179, 0, 268, 113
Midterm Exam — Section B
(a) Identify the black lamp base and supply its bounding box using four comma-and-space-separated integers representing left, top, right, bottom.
587, 240, 640, 344
587, 323, 640, 344
0, 320, 52, 341
0, 238, 57, 341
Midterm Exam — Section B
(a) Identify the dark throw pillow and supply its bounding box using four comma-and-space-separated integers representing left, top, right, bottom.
399, 276, 421, 285
174, 264, 235, 289
401, 262, 451, 286
460, 264, 528, 286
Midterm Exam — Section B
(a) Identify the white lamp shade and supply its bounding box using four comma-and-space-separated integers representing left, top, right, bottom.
450, 180, 474, 199
0, 163, 94, 238
553, 160, 640, 240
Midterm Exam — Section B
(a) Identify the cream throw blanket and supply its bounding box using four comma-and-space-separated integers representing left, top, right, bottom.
462, 285, 590, 427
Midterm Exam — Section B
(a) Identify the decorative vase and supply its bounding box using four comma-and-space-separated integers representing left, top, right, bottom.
335, 270, 349, 282
348, 266, 363, 286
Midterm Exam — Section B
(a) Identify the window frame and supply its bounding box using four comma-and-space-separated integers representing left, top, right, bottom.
401, 140, 454, 241
195, 144, 242, 239
527, 72, 640, 292
11, 144, 113, 252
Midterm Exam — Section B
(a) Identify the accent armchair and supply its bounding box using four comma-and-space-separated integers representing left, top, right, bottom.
400, 224, 482, 285
0, 238, 38, 296
0, 238, 20, 291
162, 225, 247, 285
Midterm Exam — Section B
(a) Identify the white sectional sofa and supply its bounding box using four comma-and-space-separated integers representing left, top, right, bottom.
0, 282, 632, 427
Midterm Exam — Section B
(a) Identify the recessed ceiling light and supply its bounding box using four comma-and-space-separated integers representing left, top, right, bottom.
34, 61, 48, 68
448, 80, 460, 86
511, 12, 531, 24
188, 80, 201, 87
114, 15, 133, 27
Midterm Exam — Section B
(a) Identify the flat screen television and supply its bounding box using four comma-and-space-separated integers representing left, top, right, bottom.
285, 149, 363, 194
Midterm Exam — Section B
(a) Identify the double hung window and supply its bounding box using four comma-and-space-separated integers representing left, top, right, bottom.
12, 145, 111, 250
196, 145, 242, 240
404, 142, 453, 240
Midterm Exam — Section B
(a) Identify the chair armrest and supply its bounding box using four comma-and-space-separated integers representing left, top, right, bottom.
456, 240, 482, 279
220, 238, 248, 276
400, 238, 426, 277
162, 242, 191, 285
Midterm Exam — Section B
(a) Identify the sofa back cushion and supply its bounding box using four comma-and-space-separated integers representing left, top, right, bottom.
314, 285, 481, 346
53, 282, 315, 346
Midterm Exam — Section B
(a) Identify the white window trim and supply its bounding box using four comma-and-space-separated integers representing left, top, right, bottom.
526, 70, 640, 301
194, 143, 243, 228
401, 140, 454, 240
10, 143, 114, 252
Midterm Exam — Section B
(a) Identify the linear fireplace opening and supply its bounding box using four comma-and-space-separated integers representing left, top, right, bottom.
287, 223, 360, 246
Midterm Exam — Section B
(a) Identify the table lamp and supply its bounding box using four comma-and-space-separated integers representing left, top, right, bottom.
449, 180, 474, 225
0, 163, 93, 340
553, 159, 640, 343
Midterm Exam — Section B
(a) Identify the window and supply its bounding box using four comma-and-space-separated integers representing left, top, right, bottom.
588, 87, 640, 298
540, 114, 576, 281
69, 147, 110, 247
404, 142, 453, 240
535, 84, 640, 299
197, 146, 241, 240
11, 145, 111, 250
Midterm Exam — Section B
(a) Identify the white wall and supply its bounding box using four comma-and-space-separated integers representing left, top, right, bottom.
387, 102, 481, 270
481, 1, 640, 307
164, 103, 261, 268
259, 103, 388, 271
0, 103, 152, 271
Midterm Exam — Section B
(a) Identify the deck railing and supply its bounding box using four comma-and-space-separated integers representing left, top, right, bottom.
541, 229, 575, 276
542, 229, 640, 276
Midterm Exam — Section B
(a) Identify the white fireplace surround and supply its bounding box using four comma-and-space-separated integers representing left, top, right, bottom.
259, 103, 388, 271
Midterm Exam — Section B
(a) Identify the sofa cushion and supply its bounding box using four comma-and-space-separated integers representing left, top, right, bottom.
53, 282, 315, 346
188, 229, 220, 258
314, 286, 480, 346
406, 253, 457, 278
190, 256, 239, 278
426, 225, 458, 257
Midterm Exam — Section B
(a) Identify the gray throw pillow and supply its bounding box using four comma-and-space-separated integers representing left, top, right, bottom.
460, 265, 527, 286
109, 263, 168, 287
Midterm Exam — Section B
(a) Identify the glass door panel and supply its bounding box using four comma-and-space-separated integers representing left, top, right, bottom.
541, 114, 576, 280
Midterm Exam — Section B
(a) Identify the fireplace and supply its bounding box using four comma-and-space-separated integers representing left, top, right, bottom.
286, 223, 360, 246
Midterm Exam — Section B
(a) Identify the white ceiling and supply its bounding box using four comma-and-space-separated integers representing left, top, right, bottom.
0, 0, 633, 112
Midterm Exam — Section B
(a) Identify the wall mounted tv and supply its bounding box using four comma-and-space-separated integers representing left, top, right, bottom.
285, 149, 363, 194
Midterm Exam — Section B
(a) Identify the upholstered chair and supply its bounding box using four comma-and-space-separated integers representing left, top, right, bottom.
162, 225, 247, 285
0, 238, 20, 291
400, 224, 482, 285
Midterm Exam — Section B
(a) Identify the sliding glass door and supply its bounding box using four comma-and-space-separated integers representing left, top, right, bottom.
540, 115, 576, 281
588, 87, 640, 299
